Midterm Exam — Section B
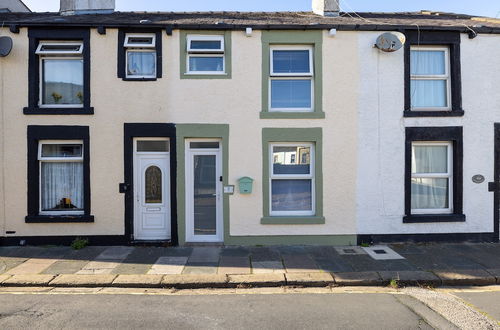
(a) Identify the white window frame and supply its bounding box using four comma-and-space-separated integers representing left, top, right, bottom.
269, 142, 315, 217
36, 42, 83, 55
124, 33, 156, 48
410, 45, 451, 111
186, 35, 225, 75
411, 141, 453, 215
38, 140, 84, 216
269, 45, 314, 112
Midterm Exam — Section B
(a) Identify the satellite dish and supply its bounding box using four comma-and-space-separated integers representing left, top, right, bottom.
375, 32, 405, 52
0, 36, 13, 57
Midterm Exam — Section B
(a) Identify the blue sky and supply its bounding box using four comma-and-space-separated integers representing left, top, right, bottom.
23, 0, 500, 18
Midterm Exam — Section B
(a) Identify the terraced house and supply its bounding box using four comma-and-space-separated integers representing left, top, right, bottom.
0, 0, 499, 246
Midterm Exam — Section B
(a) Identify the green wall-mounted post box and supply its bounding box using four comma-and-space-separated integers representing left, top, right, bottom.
238, 176, 254, 194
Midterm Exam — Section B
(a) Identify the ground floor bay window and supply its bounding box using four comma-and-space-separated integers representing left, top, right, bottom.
404, 126, 464, 223
26, 126, 93, 223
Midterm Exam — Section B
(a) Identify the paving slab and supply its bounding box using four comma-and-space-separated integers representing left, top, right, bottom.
161, 274, 228, 289
182, 262, 218, 274
160, 247, 193, 257
285, 272, 334, 287
282, 255, 320, 273
218, 256, 250, 275
227, 274, 286, 287
77, 261, 121, 274
379, 259, 418, 271
378, 271, 441, 286
147, 257, 188, 275
0, 275, 11, 283
3, 274, 55, 286
95, 246, 134, 261
50, 274, 117, 287
433, 269, 496, 286
220, 247, 251, 257
333, 271, 384, 286
313, 257, 353, 273
42, 260, 88, 275
5, 258, 57, 275
251, 260, 285, 274
36, 246, 72, 259
0, 258, 28, 274
344, 255, 386, 272
188, 247, 220, 263
63, 246, 108, 261
112, 275, 163, 288
249, 247, 281, 262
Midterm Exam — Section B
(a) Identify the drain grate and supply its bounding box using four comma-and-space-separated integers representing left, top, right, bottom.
373, 249, 387, 254
361, 245, 405, 260
334, 246, 366, 255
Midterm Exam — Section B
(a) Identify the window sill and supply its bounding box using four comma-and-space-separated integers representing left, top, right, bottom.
261, 216, 325, 225
122, 77, 158, 81
181, 73, 231, 79
24, 107, 94, 115
403, 214, 465, 223
25, 215, 95, 223
403, 110, 464, 117
260, 111, 325, 119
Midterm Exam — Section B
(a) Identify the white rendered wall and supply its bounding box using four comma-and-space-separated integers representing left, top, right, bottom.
356, 32, 500, 235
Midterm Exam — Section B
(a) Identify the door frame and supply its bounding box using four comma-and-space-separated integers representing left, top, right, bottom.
493, 124, 500, 241
185, 139, 223, 243
123, 124, 177, 244
133, 138, 171, 241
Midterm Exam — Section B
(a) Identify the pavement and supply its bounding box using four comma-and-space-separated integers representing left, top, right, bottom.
0, 243, 499, 289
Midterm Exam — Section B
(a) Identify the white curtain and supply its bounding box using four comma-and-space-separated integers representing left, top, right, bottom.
127, 52, 155, 76
410, 50, 447, 108
411, 145, 449, 210
41, 162, 84, 211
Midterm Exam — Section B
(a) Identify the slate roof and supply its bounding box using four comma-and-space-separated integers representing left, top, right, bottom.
1, 11, 500, 33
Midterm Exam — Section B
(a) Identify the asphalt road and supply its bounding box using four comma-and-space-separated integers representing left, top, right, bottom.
0, 288, 498, 330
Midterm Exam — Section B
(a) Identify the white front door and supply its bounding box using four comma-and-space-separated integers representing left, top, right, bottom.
133, 138, 171, 241
185, 139, 223, 242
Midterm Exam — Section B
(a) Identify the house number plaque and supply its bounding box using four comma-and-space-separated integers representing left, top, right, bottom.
472, 175, 485, 184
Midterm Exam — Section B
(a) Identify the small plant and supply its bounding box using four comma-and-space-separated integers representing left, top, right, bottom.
51, 92, 63, 103
389, 279, 399, 289
71, 237, 88, 250
76, 91, 83, 103
360, 242, 370, 247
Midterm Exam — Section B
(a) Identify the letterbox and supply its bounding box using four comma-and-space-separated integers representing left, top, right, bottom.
238, 177, 254, 194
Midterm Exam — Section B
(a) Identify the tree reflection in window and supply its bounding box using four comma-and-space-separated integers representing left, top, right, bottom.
145, 166, 162, 203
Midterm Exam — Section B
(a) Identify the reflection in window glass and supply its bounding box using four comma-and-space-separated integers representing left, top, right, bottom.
190, 40, 221, 50
137, 140, 169, 152
273, 146, 310, 175
42, 59, 84, 105
41, 144, 82, 158
271, 80, 311, 109
189, 57, 224, 72
190, 142, 220, 149
272, 50, 310, 74
127, 51, 156, 77
271, 179, 312, 212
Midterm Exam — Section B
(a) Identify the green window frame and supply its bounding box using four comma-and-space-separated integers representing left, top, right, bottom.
261, 128, 324, 224
179, 30, 232, 79
261, 31, 324, 119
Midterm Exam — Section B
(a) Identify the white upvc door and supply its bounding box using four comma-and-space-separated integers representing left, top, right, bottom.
185, 139, 223, 242
133, 138, 171, 241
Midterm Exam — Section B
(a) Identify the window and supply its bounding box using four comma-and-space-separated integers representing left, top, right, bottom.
25, 28, 92, 115
186, 35, 225, 74
36, 41, 84, 108
404, 127, 464, 223
410, 46, 450, 110
269, 46, 313, 112
124, 33, 156, 79
117, 29, 162, 81
270, 143, 315, 216
261, 128, 324, 224
38, 141, 84, 215
411, 142, 452, 214
26, 126, 93, 223
403, 31, 462, 117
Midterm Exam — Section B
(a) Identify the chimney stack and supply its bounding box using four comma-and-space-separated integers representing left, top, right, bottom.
312, 0, 340, 17
60, 0, 115, 15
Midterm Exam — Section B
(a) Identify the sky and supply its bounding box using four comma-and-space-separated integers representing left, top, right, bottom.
22, 0, 500, 18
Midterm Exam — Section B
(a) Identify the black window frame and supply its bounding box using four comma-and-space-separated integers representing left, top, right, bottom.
26, 125, 93, 223
404, 30, 463, 117
117, 28, 162, 81
24, 28, 93, 115
404, 126, 465, 223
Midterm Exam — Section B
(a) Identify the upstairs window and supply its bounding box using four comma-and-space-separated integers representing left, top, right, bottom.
36, 41, 84, 108
124, 33, 157, 79
410, 46, 450, 110
186, 35, 225, 74
269, 46, 314, 112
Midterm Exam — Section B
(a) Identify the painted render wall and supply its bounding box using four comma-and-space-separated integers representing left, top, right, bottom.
356, 32, 500, 235
0, 28, 359, 238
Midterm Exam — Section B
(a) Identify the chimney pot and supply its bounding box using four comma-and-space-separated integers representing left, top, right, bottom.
312, 0, 340, 17
60, 0, 115, 15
